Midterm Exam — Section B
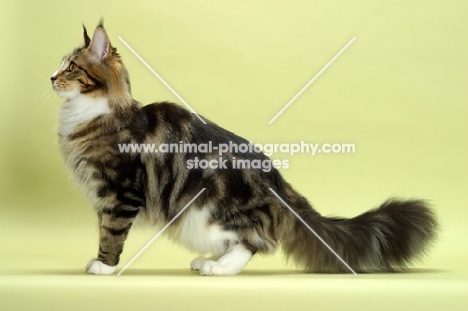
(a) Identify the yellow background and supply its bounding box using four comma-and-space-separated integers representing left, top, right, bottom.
0, 0, 467, 310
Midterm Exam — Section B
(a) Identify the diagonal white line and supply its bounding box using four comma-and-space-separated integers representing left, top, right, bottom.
117, 188, 206, 276
268, 37, 356, 124
118, 36, 207, 124
268, 188, 357, 275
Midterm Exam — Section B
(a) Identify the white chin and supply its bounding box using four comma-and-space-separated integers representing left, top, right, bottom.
56, 88, 80, 99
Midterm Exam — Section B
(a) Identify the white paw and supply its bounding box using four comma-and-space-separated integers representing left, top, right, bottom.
199, 261, 238, 276
190, 256, 208, 271
200, 260, 218, 276
86, 259, 117, 275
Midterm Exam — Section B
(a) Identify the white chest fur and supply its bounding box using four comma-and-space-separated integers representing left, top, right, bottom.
58, 96, 111, 209
59, 96, 111, 137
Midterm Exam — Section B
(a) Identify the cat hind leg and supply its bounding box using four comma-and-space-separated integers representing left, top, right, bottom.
190, 255, 220, 271
198, 243, 253, 276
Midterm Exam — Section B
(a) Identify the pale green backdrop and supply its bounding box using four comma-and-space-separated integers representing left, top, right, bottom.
0, 0, 467, 310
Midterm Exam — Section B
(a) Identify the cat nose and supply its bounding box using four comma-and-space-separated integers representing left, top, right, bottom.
50, 75, 57, 82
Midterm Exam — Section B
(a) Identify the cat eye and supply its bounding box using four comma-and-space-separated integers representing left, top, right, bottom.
67, 63, 77, 72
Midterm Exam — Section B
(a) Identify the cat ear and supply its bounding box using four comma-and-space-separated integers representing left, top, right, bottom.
83, 24, 91, 48
88, 27, 111, 62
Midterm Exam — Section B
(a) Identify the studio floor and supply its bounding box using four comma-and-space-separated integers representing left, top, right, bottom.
2, 266, 467, 310
1, 224, 466, 311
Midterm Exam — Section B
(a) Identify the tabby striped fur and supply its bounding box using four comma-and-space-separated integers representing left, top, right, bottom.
51, 23, 438, 275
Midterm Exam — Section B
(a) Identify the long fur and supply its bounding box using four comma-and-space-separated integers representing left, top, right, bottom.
51, 23, 438, 275
279, 193, 438, 272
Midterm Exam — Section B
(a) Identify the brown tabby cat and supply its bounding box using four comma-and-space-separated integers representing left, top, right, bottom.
51, 23, 438, 275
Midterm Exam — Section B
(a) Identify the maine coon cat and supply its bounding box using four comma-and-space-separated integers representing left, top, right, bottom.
51, 23, 438, 275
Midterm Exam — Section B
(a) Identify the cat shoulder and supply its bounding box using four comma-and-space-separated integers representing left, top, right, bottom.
141, 102, 194, 127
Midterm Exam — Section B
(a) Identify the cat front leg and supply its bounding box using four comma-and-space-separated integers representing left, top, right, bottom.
86, 205, 140, 275
86, 258, 117, 274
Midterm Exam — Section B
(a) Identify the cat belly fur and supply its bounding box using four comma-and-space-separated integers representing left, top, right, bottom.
170, 205, 239, 255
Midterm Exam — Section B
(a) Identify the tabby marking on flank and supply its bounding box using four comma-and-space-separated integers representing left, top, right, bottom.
51, 22, 438, 276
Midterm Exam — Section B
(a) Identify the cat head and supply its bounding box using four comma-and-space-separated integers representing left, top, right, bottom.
51, 23, 131, 102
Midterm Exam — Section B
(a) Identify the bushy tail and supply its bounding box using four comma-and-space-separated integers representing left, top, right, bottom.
280, 197, 438, 273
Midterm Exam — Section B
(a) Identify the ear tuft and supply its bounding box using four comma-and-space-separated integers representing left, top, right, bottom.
88, 27, 110, 62
83, 24, 91, 48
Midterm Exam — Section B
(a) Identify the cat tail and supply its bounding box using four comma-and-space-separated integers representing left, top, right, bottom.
279, 196, 438, 273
